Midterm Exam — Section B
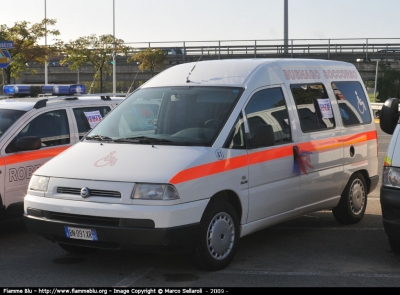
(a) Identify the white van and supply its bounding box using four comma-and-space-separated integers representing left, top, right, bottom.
23, 59, 379, 271
378, 98, 400, 254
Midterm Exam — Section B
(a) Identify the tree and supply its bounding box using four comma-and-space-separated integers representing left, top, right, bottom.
58, 34, 130, 93
376, 63, 400, 102
128, 48, 167, 77
0, 19, 60, 84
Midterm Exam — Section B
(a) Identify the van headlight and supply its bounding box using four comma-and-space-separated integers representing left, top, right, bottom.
383, 167, 400, 188
132, 184, 180, 200
29, 175, 50, 192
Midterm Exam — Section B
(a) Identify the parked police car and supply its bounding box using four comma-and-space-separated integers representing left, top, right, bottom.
0, 94, 124, 220
24, 59, 378, 271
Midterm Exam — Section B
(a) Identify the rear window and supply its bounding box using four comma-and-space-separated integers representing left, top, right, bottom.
332, 81, 371, 126
73, 106, 112, 139
291, 84, 335, 133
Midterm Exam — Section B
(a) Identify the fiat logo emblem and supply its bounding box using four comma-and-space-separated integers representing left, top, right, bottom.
80, 187, 90, 198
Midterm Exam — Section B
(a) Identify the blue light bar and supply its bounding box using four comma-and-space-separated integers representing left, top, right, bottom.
52, 85, 70, 95
69, 84, 86, 94
41, 85, 54, 94
10, 85, 31, 95
2, 84, 87, 97
3, 85, 15, 95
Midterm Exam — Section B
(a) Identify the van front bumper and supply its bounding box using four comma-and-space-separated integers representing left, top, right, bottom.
23, 194, 208, 251
23, 211, 199, 251
380, 186, 400, 241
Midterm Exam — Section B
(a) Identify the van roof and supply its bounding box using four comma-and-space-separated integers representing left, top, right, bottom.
142, 58, 357, 88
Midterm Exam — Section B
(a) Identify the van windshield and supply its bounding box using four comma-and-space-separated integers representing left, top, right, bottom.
0, 109, 26, 138
86, 86, 243, 146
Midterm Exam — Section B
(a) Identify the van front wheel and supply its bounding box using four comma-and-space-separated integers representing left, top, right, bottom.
333, 173, 367, 225
191, 200, 239, 271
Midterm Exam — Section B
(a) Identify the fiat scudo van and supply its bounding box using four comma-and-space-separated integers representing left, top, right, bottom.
23, 59, 379, 270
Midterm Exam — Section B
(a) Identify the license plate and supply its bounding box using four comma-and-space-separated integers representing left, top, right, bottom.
64, 226, 98, 241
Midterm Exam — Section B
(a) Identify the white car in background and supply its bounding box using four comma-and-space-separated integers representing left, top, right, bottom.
0, 94, 124, 220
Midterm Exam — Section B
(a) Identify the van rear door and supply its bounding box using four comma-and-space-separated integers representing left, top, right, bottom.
290, 83, 345, 207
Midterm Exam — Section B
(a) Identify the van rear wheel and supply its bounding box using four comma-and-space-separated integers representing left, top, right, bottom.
191, 199, 239, 271
332, 173, 367, 225
58, 243, 98, 254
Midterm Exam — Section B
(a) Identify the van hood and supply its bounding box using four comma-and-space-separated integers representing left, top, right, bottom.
35, 142, 208, 183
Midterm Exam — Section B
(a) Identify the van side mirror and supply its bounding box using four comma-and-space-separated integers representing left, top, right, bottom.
380, 98, 399, 135
15, 136, 41, 151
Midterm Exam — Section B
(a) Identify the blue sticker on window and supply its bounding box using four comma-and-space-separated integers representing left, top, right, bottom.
340, 108, 349, 120
355, 91, 367, 114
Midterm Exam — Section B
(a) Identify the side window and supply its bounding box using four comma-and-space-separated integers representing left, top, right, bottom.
291, 84, 335, 133
73, 106, 111, 139
224, 113, 246, 149
6, 109, 70, 153
332, 81, 372, 126
244, 87, 292, 149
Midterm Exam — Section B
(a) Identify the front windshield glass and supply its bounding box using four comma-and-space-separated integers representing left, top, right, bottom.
87, 86, 243, 146
0, 109, 26, 138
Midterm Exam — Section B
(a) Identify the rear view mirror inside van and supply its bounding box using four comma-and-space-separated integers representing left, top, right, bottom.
380, 98, 399, 135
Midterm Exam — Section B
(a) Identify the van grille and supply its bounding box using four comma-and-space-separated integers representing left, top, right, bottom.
57, 187, 121, 198
26, 209, 155, 228
43, 211, 121, 227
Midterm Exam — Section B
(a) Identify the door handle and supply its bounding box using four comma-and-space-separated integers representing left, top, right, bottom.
293, 145, 299, 161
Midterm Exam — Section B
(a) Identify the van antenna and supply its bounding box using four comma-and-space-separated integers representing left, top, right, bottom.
127, 62, 141, 94
186, 50, 206, 83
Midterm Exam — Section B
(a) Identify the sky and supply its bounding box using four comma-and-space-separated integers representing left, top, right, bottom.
1, 0, 400, 46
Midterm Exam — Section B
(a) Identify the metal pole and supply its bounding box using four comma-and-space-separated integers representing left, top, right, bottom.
291, 39, 293, 58
374, 60, 379, 103
44, 0, 48, 84
77, 69, 80, 84
2, 69, 5, 94
183, 41, 186, 63
284, 0, 288, 54
112, 0, 116, 95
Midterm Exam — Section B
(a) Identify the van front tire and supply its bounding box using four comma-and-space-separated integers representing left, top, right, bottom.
191, 199, 239, 271
333, 173, 367, 225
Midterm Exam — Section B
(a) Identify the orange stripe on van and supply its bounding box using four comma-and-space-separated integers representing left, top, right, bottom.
298, 137, 343, 153
170, 130, 377, 185
169, 154, 248, 184
342, 130, 377, 146
248, 145, 293, 165
3, 146, 70, 166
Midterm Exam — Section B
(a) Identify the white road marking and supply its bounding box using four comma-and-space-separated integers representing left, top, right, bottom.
114, 261, 158, 287
272, 227, 384, 231
220, 269, 400, 279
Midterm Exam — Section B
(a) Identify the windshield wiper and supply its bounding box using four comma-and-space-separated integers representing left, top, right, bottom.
114, 136, 173, 144
85, 135, 114, 141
